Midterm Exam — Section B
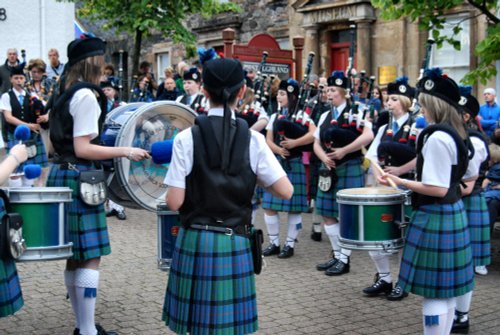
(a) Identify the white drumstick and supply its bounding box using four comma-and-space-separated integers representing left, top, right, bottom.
368, 157, 398, 189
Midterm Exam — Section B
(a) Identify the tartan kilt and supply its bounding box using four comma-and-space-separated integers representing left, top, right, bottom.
398, 201, 474, 298
46, 164, 111, 261
0, 200, 23, 317
262, 156, 308, 213
315, 158, 364, 219
163, 227, 258, 335
308, 157, 321, 201
7, 132, 49, 173
463, 194, 491, 266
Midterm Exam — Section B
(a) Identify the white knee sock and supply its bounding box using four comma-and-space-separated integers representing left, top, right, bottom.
286, 214, 302, 247
64, 270, 79, 329
324, 224, 340, 258
108, 199, 124, 212
251, 209, 256, 226
422, 298, 454, 335
75, 269, 100, 335
264, 214, 280, 246
339, 248, 351, 264
445, 298, 457, 334
455, 291, 473, 314
369, 251, 392, 283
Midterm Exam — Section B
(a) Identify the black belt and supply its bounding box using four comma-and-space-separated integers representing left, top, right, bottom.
56, 162, 93, 170
189, 223, 250, 236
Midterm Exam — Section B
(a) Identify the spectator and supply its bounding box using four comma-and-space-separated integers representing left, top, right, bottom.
0, 48, 21, 94
137, 61, 158, 93
479, 88, 500, 137
129, 75, 154, 103
483, 143, 500, 232
156, 77, 180, 101
175, 61, 189, 94
46, 48, 65, 81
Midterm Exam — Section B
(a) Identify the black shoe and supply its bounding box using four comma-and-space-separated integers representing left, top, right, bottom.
311, 231, 322, 242
96, 324, 118, 335
277, 245, 294, 258
386, 285, 409, 301
325, 260, 349, 276
74, 329, 79, 335
116, 210, 126, 220
262, 244, 280, 257
451, 312, 470, 334
362, 278, 393, 296
316, 257, 338, 271
106, 209, 117, 217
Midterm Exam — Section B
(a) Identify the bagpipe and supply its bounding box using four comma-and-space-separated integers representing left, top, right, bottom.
410, 39, 434, 115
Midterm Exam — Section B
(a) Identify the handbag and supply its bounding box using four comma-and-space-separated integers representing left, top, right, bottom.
79, 170, 108, 206
250, 228, 264, 275
318, 166, 338, 192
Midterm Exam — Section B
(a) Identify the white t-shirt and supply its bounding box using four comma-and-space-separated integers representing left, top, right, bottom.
463, 135, 488, 179
69, 88, 101, 140
165, 108, 286, 189
421, 131, 458, 187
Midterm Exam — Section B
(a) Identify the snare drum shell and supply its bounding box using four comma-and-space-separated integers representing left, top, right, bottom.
157, 205, 180, 271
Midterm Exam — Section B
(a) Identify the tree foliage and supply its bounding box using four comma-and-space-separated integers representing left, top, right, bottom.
371, 0, 499, 85
74, 0, 240, 75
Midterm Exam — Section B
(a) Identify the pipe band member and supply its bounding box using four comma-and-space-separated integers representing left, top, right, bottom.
314, 71, 374, 276
377, 68, 474, 335
162, 58, 292, 335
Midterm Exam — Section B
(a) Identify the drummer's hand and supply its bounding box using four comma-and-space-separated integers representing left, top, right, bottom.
377, 172, 402, 187
10, 144, 28, 163
322, 157, 335, 169
384, 166, 402, 176
280, 138, 296, 150
127, 148, 150, 161
279, 147, 290, 158
330, 147, 347, 160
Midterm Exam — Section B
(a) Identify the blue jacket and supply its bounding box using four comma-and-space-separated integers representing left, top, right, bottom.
479, 102, 500, 137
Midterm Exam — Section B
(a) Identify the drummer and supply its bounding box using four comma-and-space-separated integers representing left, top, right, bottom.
378, 68, 473, 334
0, 144, 28, 318
363, 77, 417, 300
314, 71, 373, 276
175, 67, 207, 114
47, 36, 149, 335
261, 79, 315, 259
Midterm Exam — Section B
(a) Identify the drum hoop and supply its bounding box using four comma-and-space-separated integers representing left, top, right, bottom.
114, 101, 197, 212
6, 187, 73, 203
337, 199, 405, 205
104, 102, 145, 125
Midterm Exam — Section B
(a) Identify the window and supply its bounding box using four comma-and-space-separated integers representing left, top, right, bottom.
429, 14, 470, 82
157, 52, 170, 81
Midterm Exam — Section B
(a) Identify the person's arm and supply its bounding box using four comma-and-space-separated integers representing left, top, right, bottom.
330, 123, 374, 160
251, 118, 268, 132
74, 135, 149, 161
461, 178, 477, 196
313, 138, 335, 169
280, 122, 316, 149
265, 176, 293, 199
0, 144, 28, 183
4, 110, 40, 132
266, 127, 289, 157
482, 177, 492, 189
166, 186, 185, 211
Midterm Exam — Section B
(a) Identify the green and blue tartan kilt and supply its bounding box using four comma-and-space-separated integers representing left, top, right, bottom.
262, 156, 308, 213
46, 164, 111, 261
7, 132, 49, 173
163, 227, 258, 335
0, 200, 23, 317
315, 158, 364, 219
398, 201, 474, 298
463, 194, 491, 266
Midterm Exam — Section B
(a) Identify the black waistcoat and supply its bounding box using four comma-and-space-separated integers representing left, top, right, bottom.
49, 83, 107, 163
7, 90, 35, 134
180, 115, 257, 230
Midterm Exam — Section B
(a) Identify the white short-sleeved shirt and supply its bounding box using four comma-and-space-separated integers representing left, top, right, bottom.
164, 108, 286, 189
0, 88, 26, 112
463, 135, 488, 179
314, 104, 373, 140
69, 88, 101, 139
421, 131, 458, 187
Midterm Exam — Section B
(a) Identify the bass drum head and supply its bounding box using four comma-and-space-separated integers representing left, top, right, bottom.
110, 101, 196, 211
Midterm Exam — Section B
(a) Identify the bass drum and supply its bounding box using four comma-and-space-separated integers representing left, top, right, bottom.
101, 101, 197, 211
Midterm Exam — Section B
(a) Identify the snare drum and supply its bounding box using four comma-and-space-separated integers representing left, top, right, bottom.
102, 101, 196, 212
337, 187, 406, 251
157, 204, 180, 271
8, 187, 73, 261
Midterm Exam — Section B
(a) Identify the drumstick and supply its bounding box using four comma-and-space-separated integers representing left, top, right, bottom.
368, 157, 398, 189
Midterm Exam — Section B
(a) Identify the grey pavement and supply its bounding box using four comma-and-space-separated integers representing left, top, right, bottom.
1, 208, 499, 334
